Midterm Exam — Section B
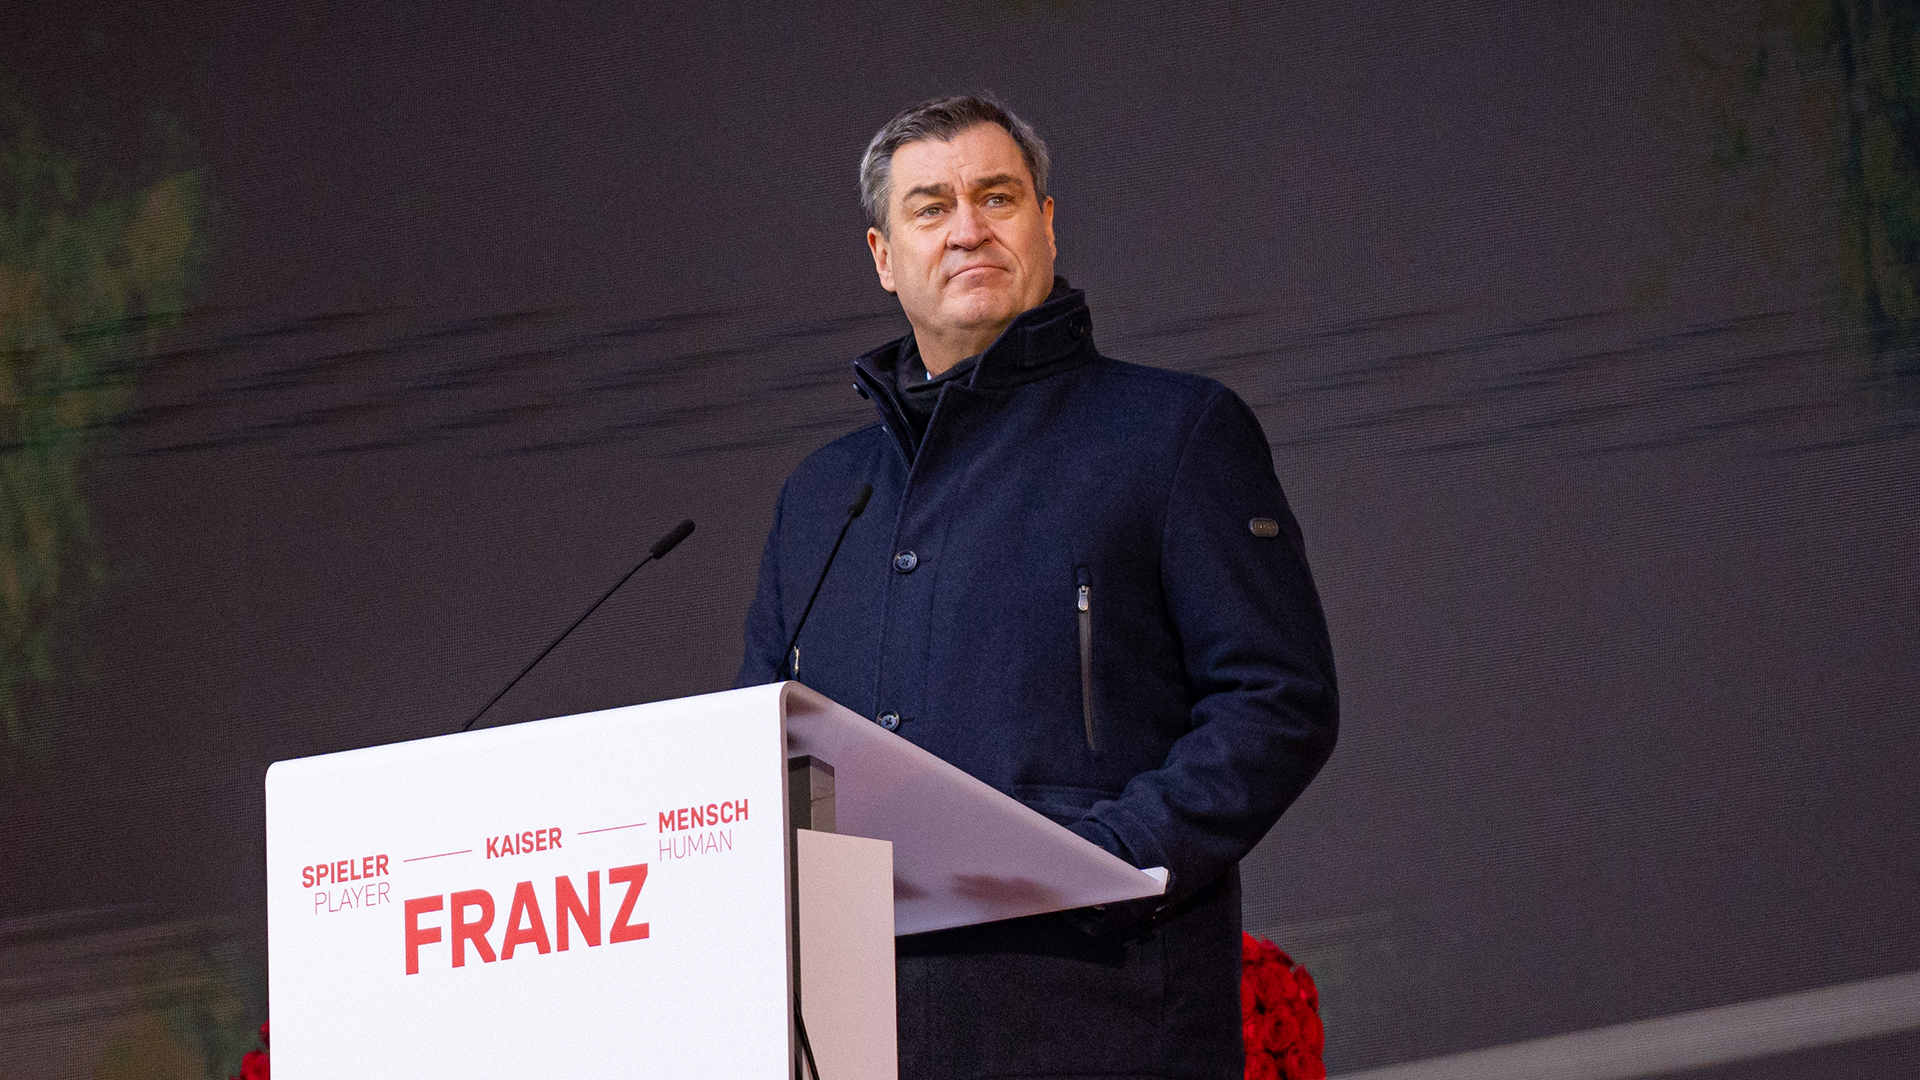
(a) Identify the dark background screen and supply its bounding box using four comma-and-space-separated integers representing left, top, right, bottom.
3, 2, 1917, 1076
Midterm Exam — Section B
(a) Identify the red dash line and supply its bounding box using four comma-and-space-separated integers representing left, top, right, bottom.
402, 849, 473, 863
577, 822, 648, 835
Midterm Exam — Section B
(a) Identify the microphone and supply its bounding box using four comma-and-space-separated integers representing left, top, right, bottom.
650, 519, 695, 560
777, 483, 871, 681
458, 519, 696, 733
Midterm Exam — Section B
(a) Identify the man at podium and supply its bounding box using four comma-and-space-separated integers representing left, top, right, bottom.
737, 95, 1338, 1080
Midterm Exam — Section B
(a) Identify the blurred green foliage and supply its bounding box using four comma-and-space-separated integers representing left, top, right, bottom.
0, 87, 206, 761
89, 931, 261, 1080
1693, 0, 1920, 376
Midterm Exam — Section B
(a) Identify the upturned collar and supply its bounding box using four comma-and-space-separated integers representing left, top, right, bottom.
854, 275, 1097, 399
852, 278, 1097, 461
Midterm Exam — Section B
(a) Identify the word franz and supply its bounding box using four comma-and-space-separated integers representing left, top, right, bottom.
403, 864, 649, 975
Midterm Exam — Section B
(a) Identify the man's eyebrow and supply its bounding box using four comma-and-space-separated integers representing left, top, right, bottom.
898, 174, 1029, 205
900, 182, 954, 204
968, 173, 1027, 193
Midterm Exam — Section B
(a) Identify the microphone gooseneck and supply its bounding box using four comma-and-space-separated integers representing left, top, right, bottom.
458, 519, 696, 733
778, 482, 871, 682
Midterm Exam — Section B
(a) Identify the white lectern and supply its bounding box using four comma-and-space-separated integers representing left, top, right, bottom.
266, 682, 1167, 1079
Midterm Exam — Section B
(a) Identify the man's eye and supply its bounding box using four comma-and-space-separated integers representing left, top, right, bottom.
986, 193, 1010, 205
917, 204, 944, 217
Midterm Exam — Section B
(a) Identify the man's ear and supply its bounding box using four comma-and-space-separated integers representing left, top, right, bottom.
1043, 196, 1056, 262
867, 226, 897, 293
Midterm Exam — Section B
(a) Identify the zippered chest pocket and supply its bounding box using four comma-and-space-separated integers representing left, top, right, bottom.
1076, 565, 1097, 752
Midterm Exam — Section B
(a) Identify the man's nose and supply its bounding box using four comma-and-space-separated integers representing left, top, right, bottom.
946, 201, 990, 248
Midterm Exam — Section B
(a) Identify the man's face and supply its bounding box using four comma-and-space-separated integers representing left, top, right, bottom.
867, 123, 1057, 350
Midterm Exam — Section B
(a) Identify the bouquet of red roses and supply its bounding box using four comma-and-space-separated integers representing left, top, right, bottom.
230, 1021, 268, 1080
1241, 934, 1326, 1080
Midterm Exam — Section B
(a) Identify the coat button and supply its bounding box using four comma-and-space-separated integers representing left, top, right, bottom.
876, 711, 900, 731
893, 551, 919, 573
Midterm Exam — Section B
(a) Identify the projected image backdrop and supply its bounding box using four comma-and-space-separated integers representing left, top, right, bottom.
2, 1, 1916, 1077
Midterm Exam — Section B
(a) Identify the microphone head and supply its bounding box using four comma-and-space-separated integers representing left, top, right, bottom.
650, 519, 696, 560
848, 483, 874, 518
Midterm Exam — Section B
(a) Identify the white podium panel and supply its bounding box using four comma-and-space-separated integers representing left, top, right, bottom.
266, 685, 794, 1078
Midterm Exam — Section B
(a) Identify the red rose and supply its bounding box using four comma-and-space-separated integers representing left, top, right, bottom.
1279, 1002, 1308, 1047
1281, 1041, 1326, 1080
1244, 1014, 1270, 1056
1302, 1008, 1325, 1055
1292, 966, 1319, 1011
1244, 1049, 1281, 1080
1257, 960, 1291, 1007
1246, 935, 1289, 969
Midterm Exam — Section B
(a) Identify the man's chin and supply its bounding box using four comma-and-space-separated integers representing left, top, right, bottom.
940, 290, 1027, 329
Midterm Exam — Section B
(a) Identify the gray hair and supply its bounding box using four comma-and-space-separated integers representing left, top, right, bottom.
859, 94, 1051, 235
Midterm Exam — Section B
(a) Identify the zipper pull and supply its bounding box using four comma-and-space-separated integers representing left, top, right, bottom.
1075, 574, 1096, 752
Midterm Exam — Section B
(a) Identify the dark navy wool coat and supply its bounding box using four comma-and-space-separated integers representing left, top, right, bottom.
736, 284, 1338, 1080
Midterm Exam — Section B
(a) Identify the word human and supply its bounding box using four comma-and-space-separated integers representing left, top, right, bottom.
403, 863, 649, 975
487, 826, 562, 860
660, 828, 734, 861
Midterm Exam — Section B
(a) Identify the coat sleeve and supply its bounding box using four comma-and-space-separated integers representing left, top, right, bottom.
1070, 387, 1338, 913
733, 479, 792, 688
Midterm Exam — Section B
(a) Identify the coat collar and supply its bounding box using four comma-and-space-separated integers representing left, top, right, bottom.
852, 278, 1098, 447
